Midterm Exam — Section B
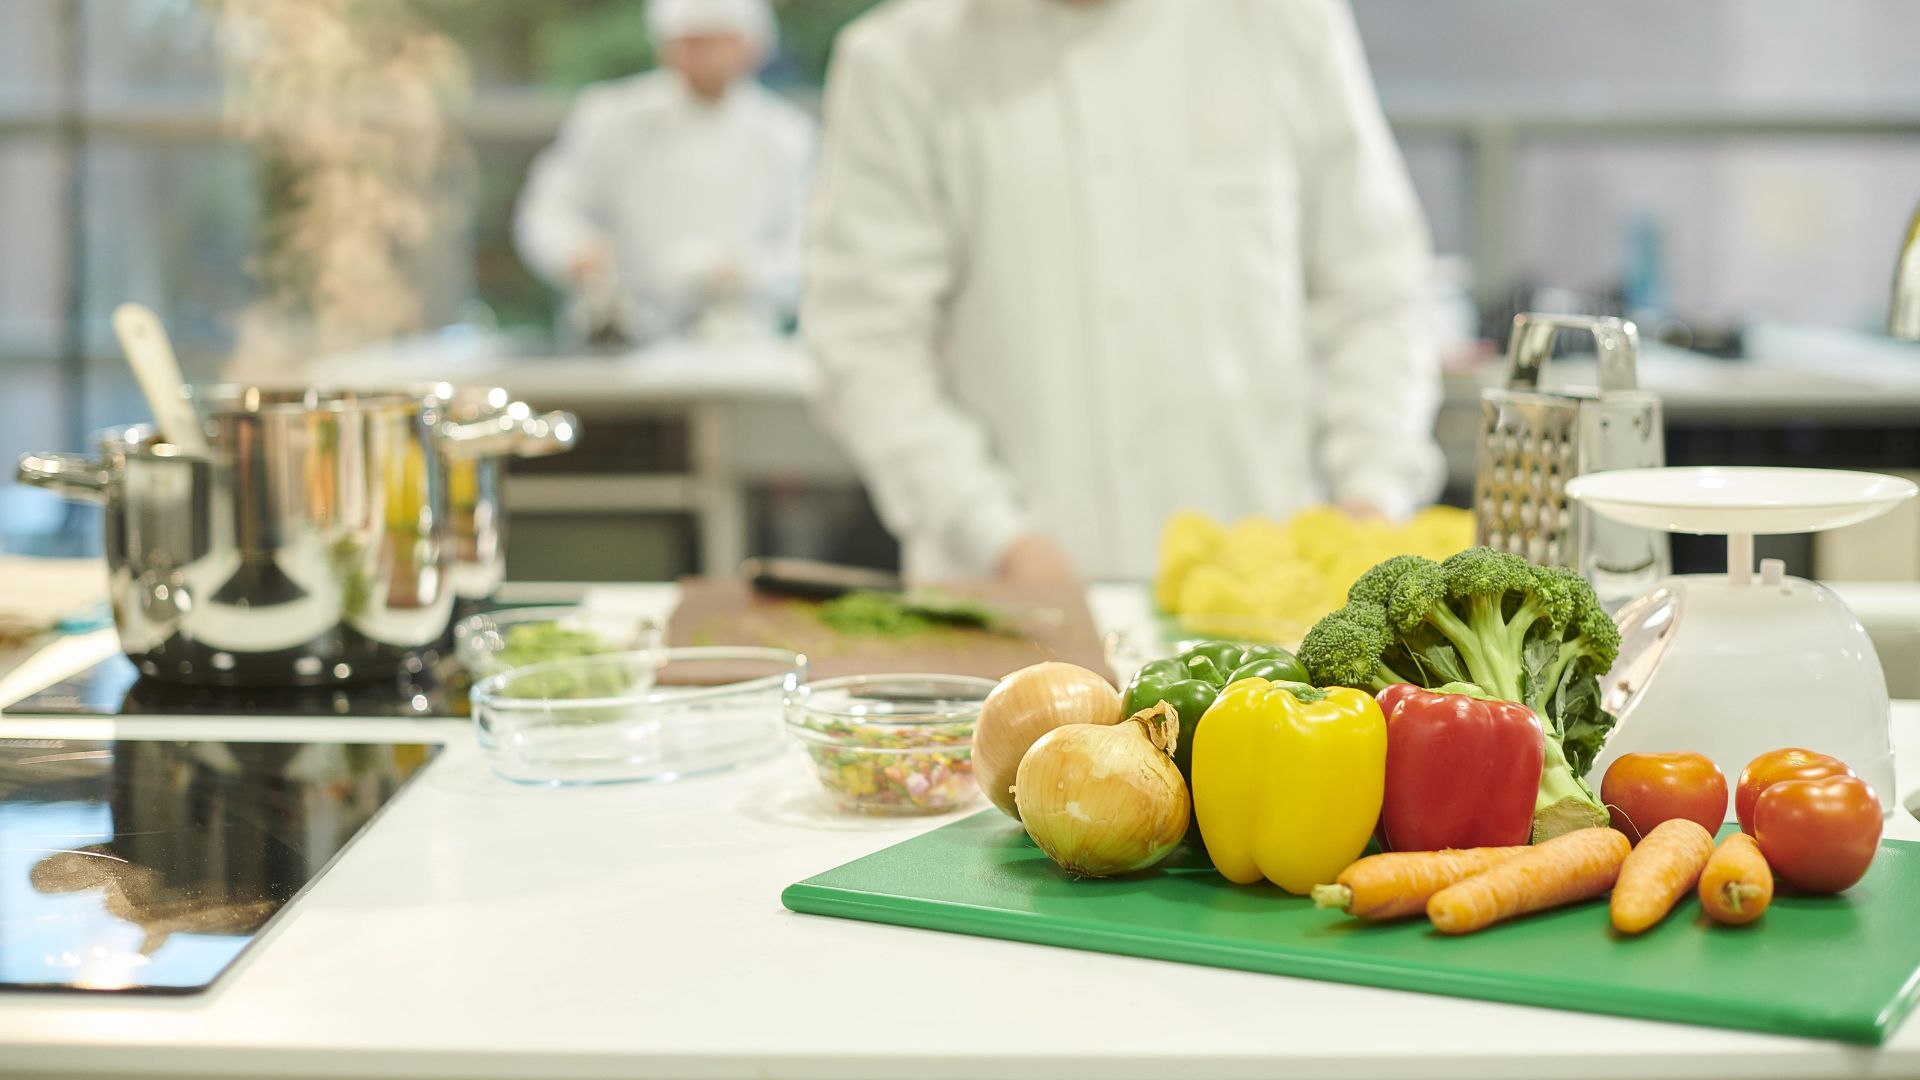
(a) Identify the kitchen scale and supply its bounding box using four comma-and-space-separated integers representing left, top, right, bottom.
1570, 466, 1919, 814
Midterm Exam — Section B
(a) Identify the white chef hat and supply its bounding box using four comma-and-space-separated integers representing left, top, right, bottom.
646, 0, 778, 51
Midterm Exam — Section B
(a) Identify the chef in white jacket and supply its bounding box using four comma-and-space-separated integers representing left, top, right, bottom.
514, 0, 816, 344
803, 0, 1443, 583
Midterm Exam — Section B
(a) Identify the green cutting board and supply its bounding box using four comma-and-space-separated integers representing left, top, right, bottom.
783, 812, 1920, 1044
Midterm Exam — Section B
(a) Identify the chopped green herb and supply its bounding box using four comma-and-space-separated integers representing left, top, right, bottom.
815, 592, 941, 638
814, 591, 1002, 638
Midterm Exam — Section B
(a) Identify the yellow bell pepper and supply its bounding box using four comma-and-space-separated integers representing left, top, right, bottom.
1191, 678, 1387, 894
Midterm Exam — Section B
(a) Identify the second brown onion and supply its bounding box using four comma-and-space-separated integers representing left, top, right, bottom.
1013, 703, 1190, 877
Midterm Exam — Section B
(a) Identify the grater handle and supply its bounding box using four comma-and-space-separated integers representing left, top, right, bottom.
1505, 314, 1641, 393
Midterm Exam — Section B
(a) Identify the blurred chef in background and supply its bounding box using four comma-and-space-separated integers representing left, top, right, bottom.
514, 0, 816, 345
804, 0, 1443, 584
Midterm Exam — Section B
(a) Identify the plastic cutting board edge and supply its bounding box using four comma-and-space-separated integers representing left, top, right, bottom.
782, 811, 1920, 1044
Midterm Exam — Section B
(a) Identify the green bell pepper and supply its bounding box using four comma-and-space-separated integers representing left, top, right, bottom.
1121, 640, 1308, 782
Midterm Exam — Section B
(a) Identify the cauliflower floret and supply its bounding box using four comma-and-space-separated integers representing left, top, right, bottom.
1154, 510, 1224, 612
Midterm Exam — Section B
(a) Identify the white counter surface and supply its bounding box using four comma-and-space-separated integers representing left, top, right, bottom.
324, 334, 814, 408
347, 324, 1920, 419
3, 583, 1920, 1080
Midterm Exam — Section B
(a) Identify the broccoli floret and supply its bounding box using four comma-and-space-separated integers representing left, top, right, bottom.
1305, 546, 1621, 841
1530, 565, 1622, 713
1382, 549, 1571, 706
1345, 554, 1435, 607
1297, 603, 1418, 693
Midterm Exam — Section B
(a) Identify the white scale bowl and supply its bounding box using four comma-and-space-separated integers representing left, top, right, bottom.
1566, 466, 1917, 537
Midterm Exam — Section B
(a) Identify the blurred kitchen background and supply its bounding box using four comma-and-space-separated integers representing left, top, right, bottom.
3, 0, 1918, 582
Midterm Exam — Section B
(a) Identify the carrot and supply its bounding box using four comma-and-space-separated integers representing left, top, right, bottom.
1311, 847, 1531, 920
1610, 818, 1715, 934
1698, 832, 1774, 926
1427, 827, 1631, 935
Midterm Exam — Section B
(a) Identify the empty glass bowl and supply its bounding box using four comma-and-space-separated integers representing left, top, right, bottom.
785, 673, 994, 815
454, 606, 663, 681
473, 647, 805, 785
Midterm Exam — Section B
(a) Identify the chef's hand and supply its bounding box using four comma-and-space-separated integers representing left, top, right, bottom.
704, 261, 747, 301
996, 534, 1079, 586
568, 244, 611, 285
1337, 501, 1388, 523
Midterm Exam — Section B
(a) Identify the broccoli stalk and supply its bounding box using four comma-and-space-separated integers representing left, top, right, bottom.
1534, 732, 1606, 841
1301, 548, 1621, 842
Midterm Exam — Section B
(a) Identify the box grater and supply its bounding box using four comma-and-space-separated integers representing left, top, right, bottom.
1476, 313, 1668, 602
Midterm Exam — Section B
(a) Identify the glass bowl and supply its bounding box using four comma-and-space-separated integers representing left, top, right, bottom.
472, 647, 805, 785
785, 673, 994, 816
454, 606, 663, 680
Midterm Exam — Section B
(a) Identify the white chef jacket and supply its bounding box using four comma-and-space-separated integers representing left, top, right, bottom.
515, 70, 817, 342
802, 0, 1443, 581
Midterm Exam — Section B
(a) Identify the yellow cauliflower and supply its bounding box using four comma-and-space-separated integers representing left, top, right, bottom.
1216, 517, 1294, 579
1156, 503, 1481, 644
1153, 510, 1225, 612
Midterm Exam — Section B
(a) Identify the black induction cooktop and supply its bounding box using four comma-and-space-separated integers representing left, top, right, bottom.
5, 654, 462, 719
0, 735, 434, 994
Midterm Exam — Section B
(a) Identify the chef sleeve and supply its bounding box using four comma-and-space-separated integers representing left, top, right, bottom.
1288, 0, 1445, 519
802, 28, 1029, 575
512, 90, 612, 289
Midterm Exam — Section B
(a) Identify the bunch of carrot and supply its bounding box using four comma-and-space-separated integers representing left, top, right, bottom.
1313, 822, 1774, 934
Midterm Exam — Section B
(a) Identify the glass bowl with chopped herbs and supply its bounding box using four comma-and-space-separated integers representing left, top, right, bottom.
785, 673, 993, 815
473, 647, 806, 785
454, 606, 663, 681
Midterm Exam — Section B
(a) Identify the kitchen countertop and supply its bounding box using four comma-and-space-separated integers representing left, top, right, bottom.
322, 333, 814, 408
343, 323, 1920, 420
3, 582, 1920, 1080
1445, 323, 1920, 422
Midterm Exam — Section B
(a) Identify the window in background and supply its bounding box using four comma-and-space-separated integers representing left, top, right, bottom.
421, 0, 876, 92
1356, 0, 1920, 336
0, 0, 884, 555
1397, 137, 1471, 261
3, 0, 1917, 555
1516, 137, 1920, 330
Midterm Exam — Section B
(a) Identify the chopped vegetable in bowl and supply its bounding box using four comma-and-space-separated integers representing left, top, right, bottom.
786, 674, 994, 815
802, 717, 976, 813
495, 621, 615, 670
454, 605, 663, 683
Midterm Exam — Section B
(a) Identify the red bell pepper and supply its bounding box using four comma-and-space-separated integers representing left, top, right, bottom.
1375, 683, 1544, 851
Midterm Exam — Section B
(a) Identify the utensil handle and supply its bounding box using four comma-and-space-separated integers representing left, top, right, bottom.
1505, 313, 1641, 394
16, 452, 110, 503
113, 303, 208, 454
442, 410, 580, 461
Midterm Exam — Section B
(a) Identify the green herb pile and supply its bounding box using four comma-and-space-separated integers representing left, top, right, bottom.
814, 591, 999, 639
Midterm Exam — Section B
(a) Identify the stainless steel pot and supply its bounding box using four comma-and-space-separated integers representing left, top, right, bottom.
17, 386, 574, 686
434, 385, 579, 606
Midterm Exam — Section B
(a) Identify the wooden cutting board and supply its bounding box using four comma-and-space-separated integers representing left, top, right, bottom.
666, 579, 1113, 683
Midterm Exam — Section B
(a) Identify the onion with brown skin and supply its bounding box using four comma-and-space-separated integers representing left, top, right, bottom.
1013, 703, 1190, 877
973, 662, 1122, 819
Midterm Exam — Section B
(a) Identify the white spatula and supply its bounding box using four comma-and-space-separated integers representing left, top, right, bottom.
112, 302, 206, 454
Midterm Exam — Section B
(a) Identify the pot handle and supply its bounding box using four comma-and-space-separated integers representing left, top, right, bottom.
441, 409, 580, 461
16, 452, 110, 503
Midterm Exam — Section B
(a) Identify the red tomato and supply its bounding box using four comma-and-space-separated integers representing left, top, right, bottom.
1751, 776, 1883, 893
1600, 751, 1728, 845
1735, 748, 1854, 835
